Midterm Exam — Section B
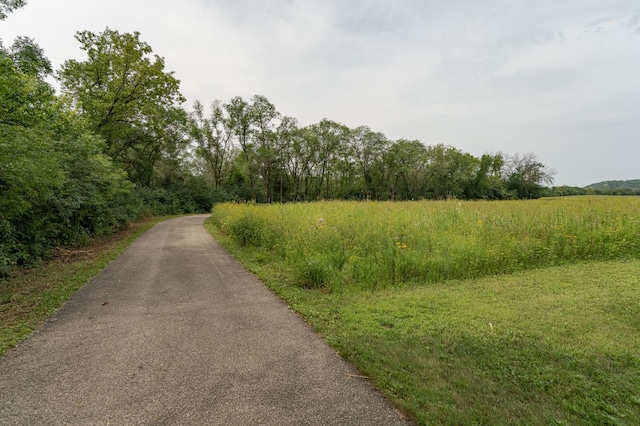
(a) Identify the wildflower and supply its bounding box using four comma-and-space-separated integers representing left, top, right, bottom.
395, 241, 408, 250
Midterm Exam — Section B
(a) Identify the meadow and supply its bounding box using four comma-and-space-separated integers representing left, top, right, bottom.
207, 196, 640, 425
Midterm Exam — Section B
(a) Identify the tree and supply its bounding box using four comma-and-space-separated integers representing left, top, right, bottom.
7, 36, 52, 78
250, 95, 280, 203
186, 93, 559, 203
349, 126, 389, 199
467, 153, 507, 199
0, 0, 26, 20
503, 152, 555, 199
0, 51, 62, 218
386, 139, 428, 200
1, 44, 136, 276
225, 96, 257, 200
274, 116, 298, 202
308, 119, 350, 199
423, 144, 477, 199
283, 125, 316, 201
189, 100, 233, 189
0, 47, 53, 128
58, 28, 186, 185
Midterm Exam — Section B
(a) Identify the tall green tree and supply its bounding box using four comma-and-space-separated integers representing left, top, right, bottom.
386, 139, 428, 200
58, 28, 186, 185
225, 96, 257, 200
423, 144, 477, 199
274, 116, 298, 203
308, 119, 350, 199
0, 50, 62, 220
349, 126, 389, 199
187, 95, 556, 203
467, 153, 506, 199
189, 100, 233, 188
283, 125, 316, 201
1, 43, 135, 276
7, 36, 52, 78
250, 95, 280, 203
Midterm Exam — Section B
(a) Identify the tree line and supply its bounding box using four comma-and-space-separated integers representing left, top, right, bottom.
189, 98, 554, 203
551, 186, 640, 197
1, 13, 556, 276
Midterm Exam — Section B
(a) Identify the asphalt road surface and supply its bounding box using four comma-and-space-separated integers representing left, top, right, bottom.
0, 215, 411, 425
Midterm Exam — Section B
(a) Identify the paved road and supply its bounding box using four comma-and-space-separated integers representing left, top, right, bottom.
0, 215, 411, 425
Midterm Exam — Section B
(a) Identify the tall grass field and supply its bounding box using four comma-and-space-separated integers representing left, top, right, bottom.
206, 196, 640, 425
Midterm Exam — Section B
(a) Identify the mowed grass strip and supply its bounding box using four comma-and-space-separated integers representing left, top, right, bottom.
206, 197, 640, 425
326, 261, 640, 425
0, 216, 173, 357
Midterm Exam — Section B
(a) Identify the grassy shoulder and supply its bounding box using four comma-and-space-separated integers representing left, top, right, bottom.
0, 216, 173, 357
205, 218, 640, 425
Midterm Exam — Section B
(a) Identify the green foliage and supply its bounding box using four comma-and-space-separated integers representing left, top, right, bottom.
189, 100, 234, 189
191, 95, 557, 203
0, 53, 54, 127
8, 36, 52, 78
349, 125, 390, 199
0, 44, 144, 277
583, 179, 640, 196
58, 28, 186, 186
551, 184, 640, 197
1, 29, 238, 277
503, 152, 556, 199
551, 185, 591, 197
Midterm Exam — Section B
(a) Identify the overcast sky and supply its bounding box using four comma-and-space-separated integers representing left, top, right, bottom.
2, 0, 639, 186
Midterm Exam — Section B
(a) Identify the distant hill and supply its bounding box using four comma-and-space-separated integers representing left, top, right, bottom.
585, 179, 640, 190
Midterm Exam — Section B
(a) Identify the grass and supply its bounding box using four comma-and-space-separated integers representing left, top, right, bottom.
206, 196, 640, 425
209, 197, 640, 291
0, 215, 173, 357
330, 262, 640, 425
